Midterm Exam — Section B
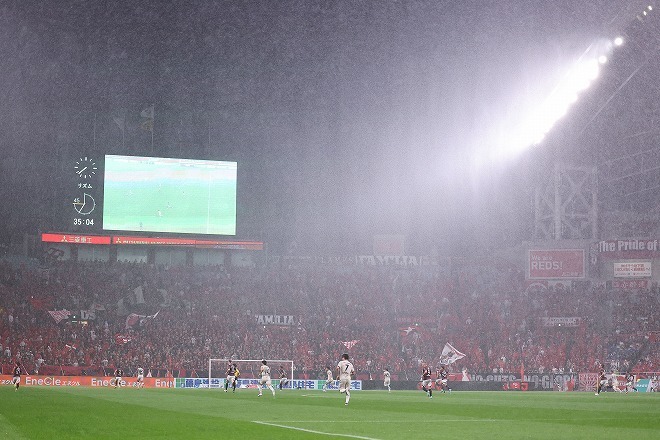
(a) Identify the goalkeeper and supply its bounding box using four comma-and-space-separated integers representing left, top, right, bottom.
225, 361, 239, 393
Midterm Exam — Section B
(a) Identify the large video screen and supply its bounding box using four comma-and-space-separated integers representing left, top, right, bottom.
103, 155, 237, 235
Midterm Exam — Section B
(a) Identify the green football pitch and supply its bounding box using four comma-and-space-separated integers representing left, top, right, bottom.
1, 387, 658, 439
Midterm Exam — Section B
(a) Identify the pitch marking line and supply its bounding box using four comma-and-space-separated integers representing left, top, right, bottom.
259, 420, 503, 423
253, 421, 381, 440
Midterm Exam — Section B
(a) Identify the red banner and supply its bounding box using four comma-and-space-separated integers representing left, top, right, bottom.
528, 249, 585, 279
113, 236, 264, 249
539, 317, 582, 327
595, 239, 660, 259
113, 236, 197, 245
612, 279, 648, 290
41, 232, 263, 250
42, 233, 111, 245
0, 375, 174, 388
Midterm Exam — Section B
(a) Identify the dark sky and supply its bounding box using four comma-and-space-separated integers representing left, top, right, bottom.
0, 0, 656, 254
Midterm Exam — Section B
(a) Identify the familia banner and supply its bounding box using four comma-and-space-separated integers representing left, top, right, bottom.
268, 255, 442, 267
539, 317, 582, 327
255, 314, 298, 326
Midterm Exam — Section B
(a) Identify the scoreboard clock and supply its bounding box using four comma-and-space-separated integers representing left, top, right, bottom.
74, 157, 98, 179
66, 156, 104, 232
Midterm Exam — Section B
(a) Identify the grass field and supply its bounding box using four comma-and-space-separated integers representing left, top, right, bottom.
103, 182, 236, 235
1, 387, 658, 439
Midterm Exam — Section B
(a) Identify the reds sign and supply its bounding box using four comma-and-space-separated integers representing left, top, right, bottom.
528, 249, 585, 280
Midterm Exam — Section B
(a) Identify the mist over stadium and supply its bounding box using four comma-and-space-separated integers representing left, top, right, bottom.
0, 1, 658, 438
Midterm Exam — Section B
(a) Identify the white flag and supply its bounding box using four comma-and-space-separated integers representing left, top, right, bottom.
439, 343, 465, 365
112, 116, 125, 132
140, 105, 154, 119
342, 340, 359, 350
48, 309, 71, 324
140, 119, 153, 132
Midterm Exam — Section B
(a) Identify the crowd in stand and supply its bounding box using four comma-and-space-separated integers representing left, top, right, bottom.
0, 257, 657, 379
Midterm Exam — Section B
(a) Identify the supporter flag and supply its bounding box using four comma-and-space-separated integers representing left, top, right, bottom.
114, 334, 133, 345
125, 313, 141, 329
29, 296, 54, 311
141, 118, 153, 132
125, 311, 160, 329
439, 343, 466, 365
112, 115, 125, 133
140, 104, 154, 132
90, 302, 106, 311
342, 340, 359, 350
399, 325, 418, 337
140, 104, 154, 119
48, 309, 71, 324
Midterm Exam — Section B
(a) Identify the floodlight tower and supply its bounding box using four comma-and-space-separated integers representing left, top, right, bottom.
530, 2, 653, 240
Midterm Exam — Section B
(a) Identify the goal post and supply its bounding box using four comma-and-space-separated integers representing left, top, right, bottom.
208, 358, 294, 389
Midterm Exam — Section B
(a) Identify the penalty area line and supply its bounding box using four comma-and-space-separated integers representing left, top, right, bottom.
252, 421, 381, 440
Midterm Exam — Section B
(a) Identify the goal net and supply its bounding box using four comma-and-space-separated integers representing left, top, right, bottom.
208, 359, 294, 390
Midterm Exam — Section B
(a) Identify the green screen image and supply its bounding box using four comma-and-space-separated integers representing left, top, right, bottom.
103, 155, 237, 235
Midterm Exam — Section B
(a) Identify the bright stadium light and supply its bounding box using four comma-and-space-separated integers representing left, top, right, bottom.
649, 6, 653, 11
496, 54, 603, 159
471, 7, 642, 169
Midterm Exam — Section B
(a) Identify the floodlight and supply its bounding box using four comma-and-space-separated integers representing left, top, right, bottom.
614, 37, 624, 46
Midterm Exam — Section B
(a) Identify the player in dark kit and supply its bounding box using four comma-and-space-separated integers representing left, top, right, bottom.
12, 362, 22, 391
421, 363, 433, 398
624, 372, 638, 393
225, 362, 238, 393
595, 364, 607, 395
436, 365, 451, 393
113, 366, 124, 388
278, 365, 289, 390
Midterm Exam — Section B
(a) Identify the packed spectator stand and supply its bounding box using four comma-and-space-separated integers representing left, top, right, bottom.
1, 257, 657, 381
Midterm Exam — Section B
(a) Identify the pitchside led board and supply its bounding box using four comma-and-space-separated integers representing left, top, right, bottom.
67, 155, 237, 235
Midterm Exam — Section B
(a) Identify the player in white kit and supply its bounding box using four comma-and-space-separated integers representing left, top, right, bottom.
258, 360, 276, 397
322, 366, 334, 392
383, 367, 391, 392
336, 353, 355, 406
136, 366, 144, 388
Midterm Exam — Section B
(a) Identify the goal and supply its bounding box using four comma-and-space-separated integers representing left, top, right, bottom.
208, 358, 294, 389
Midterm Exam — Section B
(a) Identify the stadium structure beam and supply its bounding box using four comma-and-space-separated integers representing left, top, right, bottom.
534, 163, 598, 240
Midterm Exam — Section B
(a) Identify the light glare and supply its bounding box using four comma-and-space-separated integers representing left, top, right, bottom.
474, 11, 636, 165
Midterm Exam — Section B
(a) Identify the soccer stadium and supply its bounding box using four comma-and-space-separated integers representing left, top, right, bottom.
0, 1, 658, 439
